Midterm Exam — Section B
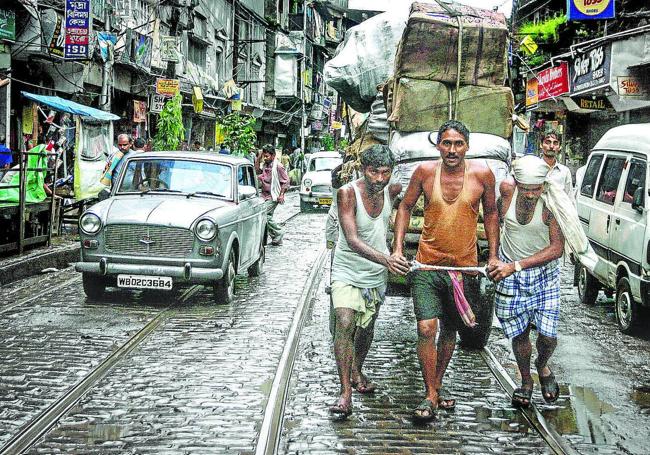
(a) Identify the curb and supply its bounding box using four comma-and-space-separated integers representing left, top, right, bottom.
0, 243, 80, 287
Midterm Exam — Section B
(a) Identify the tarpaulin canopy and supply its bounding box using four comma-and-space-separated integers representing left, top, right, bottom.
21, 91, 120, 121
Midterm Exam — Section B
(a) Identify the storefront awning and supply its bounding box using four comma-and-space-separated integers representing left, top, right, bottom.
21, 91, 120, 121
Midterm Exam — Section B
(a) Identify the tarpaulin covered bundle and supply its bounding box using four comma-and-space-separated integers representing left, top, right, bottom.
0, 144, 47, 206
367, 91, 390, 144
324, 11, 408, 113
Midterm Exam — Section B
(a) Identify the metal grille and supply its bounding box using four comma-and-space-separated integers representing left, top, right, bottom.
311, 185, 331, 193
105, 225, 195, 257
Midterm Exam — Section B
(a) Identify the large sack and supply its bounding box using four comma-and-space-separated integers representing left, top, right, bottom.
324, 11, 408, 113
395, 2, 508, 86
388, 78, 514, 137
367, 91, 390, 144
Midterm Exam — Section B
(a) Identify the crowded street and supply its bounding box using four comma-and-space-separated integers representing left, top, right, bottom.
1, 193, 649, 454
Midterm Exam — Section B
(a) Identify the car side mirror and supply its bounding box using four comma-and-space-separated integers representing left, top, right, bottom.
98, 187, 111, 201
239, 185, 257, 201
632, 187, 645, 212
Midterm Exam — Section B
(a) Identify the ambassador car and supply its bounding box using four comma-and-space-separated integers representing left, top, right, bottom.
75, 152, 267, 303
299, 151, 343, 212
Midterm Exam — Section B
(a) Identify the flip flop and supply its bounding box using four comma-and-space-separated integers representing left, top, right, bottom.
352, 381, 377, 394
511, 387, 533, 408
413, 398, 436, 422
536, 360, 560, 404
437, 396, 456, 410
329, 400, 352, 418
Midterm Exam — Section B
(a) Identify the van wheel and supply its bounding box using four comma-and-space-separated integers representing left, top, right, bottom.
577, 264, 600, 306
616, 277, 640, 334
214, 250, 236, 304
458, 276, 494, 349
82, 273, 106, 300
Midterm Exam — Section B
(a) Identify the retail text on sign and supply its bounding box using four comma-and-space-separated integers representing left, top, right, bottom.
567, 0, 615, 21
64, 0, 91, 59
155, 78, 180, 97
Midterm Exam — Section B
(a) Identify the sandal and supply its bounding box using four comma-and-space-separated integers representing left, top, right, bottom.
511, 387, 533, 408
413, 398, 436, 422
537, 366, 560, 403
329, 398, 352, 418
437, 396, 456, 410
352, 380, 377, 394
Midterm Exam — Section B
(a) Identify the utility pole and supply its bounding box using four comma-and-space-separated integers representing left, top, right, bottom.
165, 3, 182, 79
100, 1, 112, 111
300, 1, 307, 155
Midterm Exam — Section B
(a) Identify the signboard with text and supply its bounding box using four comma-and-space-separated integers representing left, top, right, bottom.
571, 95, 612, 110
64, 0, 91, 59
160, 36, 180, 62
150, 94, 166, 113
567, 0, 615, 21
617, 76, 647, 97
155, 78, 180, 97
525, 77, 539, 107
0, 9, 16, 41
570, 43, 612, 95
537, 62, 570, 101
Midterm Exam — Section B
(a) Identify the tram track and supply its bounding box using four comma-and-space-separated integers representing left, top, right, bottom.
1, 273, 81, 315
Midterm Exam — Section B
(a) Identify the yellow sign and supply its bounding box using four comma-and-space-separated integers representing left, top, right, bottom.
525, 78, 539, 107
215, 124, 225, 144
155, 78, 180, 97
520, 35, 538, 55
192, 86, 203, 113
331, 121, 342, 130
574, 0, 611, 16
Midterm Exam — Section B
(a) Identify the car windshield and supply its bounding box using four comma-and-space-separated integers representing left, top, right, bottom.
116, 158, 233, 199
309, 156, 342, 172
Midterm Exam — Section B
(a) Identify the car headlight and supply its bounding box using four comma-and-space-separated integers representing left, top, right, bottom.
303, 178, 312, 188
195, 219, 217, 241
79, 213, 102, 235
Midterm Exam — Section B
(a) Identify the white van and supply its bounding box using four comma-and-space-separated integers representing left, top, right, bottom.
575, 123, 650, 334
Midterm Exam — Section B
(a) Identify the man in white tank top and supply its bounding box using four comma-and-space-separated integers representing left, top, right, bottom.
488, 155, 565, 408
329, 145, 410, 417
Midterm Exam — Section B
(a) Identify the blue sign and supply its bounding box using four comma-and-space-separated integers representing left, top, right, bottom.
567, 0, 615, 21
64, 0, 92, 59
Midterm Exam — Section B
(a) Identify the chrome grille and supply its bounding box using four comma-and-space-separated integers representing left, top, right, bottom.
105, 225, 195, 257
311, 185, 331, 193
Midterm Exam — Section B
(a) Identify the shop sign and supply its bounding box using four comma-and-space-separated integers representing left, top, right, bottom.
525, 78, 538, 107
617, 76, 647, 97
192, 86, 203, 114
0, 9, 16, 41
571, 95, 612, 110
155, 78, 180, 97
331, 121, 342, 130
537, 62, 570, 101
520, 35, 538, 55
570, 43, 611, 95
133, 100, 147, 122
150, 94, 166, 113
311, 120, 323, 132
64, 0, 91, 59
160, 36, 179, 62
567, 0, 615, 21
121, 28, 152, 70
42, 9, 65, 58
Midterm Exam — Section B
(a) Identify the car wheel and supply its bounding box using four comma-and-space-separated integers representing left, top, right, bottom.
616, 277, 640, 334
458, 276, 494, 349
300, 199, 311, 213
214, 250, 236, 304
248, 243, 265, 277
82, 272, 106, 300
577, 263, 600, 306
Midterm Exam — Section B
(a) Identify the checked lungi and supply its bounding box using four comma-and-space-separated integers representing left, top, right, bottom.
495, 251, 561, 339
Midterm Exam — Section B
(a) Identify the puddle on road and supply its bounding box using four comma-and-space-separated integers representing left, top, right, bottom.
543, 384, 614, 445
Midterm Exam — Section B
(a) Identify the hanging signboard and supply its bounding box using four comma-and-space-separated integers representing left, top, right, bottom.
150, 93, 166, 113
525, 78, 539, 107
64, 0, 91, 59
567, 0, 615, 21
133, 100, 147, 122
537, 62, 570, 101
160, 36, 180, 62
155, 78, 180, 97
570, 43, 612, 95
571, 95, 612, 110
41, 9, 65, 58
0, 9, 16, 41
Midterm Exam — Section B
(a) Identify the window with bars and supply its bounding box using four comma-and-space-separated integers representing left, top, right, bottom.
188, 39, 207, 68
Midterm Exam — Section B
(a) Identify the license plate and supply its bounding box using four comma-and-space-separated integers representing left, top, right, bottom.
117, 274, 173, 290
318, 197, 333, 205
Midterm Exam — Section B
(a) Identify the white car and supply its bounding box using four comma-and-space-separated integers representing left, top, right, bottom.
299, 151, 342, 212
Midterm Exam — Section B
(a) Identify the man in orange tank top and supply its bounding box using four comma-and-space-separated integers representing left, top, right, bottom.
393, 120, 500, 421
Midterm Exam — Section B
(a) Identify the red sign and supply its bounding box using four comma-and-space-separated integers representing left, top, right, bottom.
536, 62, 570, 102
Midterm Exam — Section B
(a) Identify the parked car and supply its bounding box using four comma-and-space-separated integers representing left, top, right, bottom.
75, 152, 267, 303
574, 124, 650, 334
299, 151, 343, 212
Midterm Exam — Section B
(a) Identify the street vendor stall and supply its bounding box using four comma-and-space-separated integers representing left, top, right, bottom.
0, 92, 119, 254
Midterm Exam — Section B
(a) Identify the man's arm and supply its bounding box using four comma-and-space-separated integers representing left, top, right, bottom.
338, 185, 409, 275
277, 164, 290, 203
480, 166, 499, 265
392, 165, 425, 257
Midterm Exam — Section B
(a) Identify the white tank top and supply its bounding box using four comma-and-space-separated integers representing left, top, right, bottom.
501, 188, 550, 261
331, 181, 391, 288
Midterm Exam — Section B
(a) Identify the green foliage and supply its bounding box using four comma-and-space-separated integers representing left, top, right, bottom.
153, 94, 185, 151
338, 138, 349, 149
525, 54, 549, 68
520, 15, 567, 42
219, 113, 257, 156
321, 133, 335, 151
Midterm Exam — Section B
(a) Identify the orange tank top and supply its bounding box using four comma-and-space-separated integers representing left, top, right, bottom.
415, 162, 478, 267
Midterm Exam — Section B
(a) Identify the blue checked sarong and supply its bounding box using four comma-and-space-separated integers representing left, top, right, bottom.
495, 250, 561, 339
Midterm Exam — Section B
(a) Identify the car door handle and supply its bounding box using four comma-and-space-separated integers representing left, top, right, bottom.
606, 215, 610, 233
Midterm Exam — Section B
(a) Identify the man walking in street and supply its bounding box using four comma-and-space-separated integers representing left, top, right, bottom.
488, 155, 566, 408
256, 144, 289, 246
392, 120, 500, 421
539, 130, 573, 195
329, 145, 410, 418
100, 134, 132, 187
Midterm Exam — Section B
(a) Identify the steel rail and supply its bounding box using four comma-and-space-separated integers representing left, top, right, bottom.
0, 285, 201, 455
1, 273, 81, 315
255, 247, 328, 455
480, 347, 579, 455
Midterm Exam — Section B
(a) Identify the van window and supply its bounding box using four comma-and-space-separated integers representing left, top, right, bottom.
595, 157, 626, 205
623, 159, 646, 205
580, 154, 603, 198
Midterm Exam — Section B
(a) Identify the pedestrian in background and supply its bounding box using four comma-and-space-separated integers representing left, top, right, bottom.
488, 155, 565, 408
256, 144, 289, 246
539, 129, 573, 195
0, 136, 12, 179
329, 145, 409, 418
100, 134, 132, 187
392, 120, 499, 421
